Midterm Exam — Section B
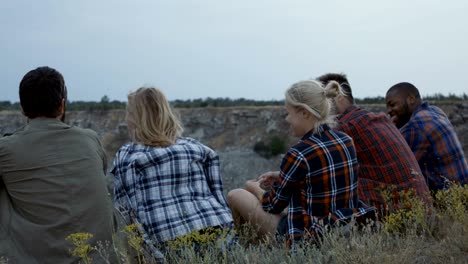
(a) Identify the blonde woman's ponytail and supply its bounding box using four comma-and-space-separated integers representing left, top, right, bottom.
285, 80, 344, 133
324, 80, 342, 99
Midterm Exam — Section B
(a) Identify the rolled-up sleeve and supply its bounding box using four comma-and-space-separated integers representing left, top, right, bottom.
261, 148, 307, 214
203, 147, 229, 208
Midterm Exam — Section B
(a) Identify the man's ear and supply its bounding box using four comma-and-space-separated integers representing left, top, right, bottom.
406, 95, 417, 106
58, 99, 65, 114
337, 94, 345, 102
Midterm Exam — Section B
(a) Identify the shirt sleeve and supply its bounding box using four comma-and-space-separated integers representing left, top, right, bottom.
261, 148, 307, 214
203, 147, 229, 208
401, 120, 428, 162
111, 149, 138, 224
87, 129, 108, 175
334, 120, 344, 132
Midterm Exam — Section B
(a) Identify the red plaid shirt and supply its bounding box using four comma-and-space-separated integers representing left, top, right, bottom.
336, 105, 431, 210
261, 124, 375, 247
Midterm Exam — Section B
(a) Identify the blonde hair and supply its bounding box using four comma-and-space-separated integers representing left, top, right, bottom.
285, 80, 344, 133
126, 87, 183, 147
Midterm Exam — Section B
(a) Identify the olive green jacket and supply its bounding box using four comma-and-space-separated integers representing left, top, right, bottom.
0, 118, 115, 264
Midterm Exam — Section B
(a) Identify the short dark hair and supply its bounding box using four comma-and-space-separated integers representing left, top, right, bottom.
19, 66, 67, 118
387, 82, 421, 100
316, 73, 354, 104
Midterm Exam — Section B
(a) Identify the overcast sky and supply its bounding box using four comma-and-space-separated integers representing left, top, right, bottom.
1, 0, 467, 102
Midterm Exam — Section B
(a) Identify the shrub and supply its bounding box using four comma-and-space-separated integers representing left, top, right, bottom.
381, 190, 433, 235
66, 233, 94, 264
269, 136, 286, 156
253, 136, 286, 159
435, 183, 468, 222
253, 141, 270, 158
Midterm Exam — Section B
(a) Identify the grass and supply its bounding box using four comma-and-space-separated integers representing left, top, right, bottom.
1, 185, 467, 264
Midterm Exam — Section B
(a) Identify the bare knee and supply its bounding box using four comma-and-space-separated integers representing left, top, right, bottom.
227, 188, 248, 208
227, 188, 280, 236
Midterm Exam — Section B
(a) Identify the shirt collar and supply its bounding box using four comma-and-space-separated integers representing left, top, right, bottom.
337, 104, 360, 121
412, 101, 429, 117
28, 117, 70, 129
301, 124, 330, 140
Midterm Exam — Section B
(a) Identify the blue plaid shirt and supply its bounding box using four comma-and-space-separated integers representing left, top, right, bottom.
401, 102, 468, 191
111, 137, 233, 248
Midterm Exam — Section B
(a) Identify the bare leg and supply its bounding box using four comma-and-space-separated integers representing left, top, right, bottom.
227, 188, 284, 237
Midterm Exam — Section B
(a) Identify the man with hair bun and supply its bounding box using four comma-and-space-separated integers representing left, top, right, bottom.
386, 82, 467, 192
0, 66, 115, 263
317, 73, 431, 213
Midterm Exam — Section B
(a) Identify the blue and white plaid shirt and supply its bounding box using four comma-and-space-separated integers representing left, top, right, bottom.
111, 137, 233, 247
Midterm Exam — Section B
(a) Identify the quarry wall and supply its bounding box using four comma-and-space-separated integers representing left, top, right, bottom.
1, 102, 467, 189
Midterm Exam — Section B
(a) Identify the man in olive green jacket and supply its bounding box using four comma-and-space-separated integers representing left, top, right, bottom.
0, 66, 115, 263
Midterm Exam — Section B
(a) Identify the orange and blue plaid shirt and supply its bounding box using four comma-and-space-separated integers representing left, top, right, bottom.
336, 105, 431, 209
260, 124, 375, 247
401, 102, 468, 191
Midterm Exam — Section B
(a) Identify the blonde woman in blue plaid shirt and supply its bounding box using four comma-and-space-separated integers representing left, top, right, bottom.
111, 87, 233, 256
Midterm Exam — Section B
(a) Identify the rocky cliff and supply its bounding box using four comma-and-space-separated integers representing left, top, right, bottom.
1, 102, 467, 190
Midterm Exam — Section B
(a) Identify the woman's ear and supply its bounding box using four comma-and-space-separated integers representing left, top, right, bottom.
302, 109, 311, 119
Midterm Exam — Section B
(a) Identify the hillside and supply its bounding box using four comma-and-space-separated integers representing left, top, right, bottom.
1, 102, 467, 190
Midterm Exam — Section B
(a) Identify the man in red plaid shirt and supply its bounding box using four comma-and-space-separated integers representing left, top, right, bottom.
317, 73, 431, 212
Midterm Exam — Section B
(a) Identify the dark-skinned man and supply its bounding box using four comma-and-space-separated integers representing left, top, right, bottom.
386, 82, 467, 192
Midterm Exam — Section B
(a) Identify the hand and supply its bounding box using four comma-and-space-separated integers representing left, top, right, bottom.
245, 179, 265, 200
245, 178, 261, 193
257, 171, 280, 190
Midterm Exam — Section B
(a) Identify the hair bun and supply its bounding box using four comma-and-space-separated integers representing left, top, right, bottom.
324, 81, 340, 98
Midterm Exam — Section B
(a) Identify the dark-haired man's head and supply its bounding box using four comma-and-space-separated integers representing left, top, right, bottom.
385, 82, 422, 128
316, 72, 354, 114
19, 66, 67, 121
